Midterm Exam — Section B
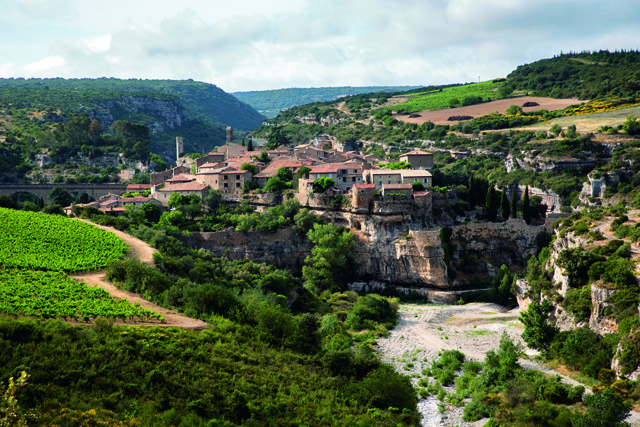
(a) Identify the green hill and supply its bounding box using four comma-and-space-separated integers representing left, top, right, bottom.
505, 49, 640, 99
233, 86, 421, 118
0, 78, 266, 154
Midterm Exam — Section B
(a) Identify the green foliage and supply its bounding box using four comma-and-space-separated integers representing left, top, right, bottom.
240, 162, 257, 175
379, 160, 411, 170
522, 186, 531, 225
520, 299, 558, 354
0, 316, 418, 427
573, 386, 632, 427
506, 49, 640, 99
312, 177, 335, 193
486, 185, 498, 222
303, 224, 354, 294
0, 269, 162, 321
0, 208, 127, 272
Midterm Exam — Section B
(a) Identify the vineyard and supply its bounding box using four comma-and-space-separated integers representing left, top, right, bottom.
0, 269, 163, 321
0, 208, 128, 272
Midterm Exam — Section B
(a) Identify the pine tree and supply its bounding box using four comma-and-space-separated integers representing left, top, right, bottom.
500, 186, 510, 220
510, 187, 517, 219
523, 186, 532, 224
247, 138, 254, 152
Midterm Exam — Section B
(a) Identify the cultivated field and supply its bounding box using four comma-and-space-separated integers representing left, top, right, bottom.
516, 104, 640, 134
0, 208, 128, 272
395, 96, 584, 125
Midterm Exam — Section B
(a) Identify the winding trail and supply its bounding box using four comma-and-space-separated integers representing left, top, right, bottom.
376, 303, 640, 427
70, 220, 207, 330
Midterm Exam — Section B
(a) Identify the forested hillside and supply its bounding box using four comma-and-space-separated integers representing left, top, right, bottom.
504, 49, 640, 99
233, 85, 421, 118
0, 78, 265, 154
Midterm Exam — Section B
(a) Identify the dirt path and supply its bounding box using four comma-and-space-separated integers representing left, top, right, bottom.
70, 220, 208, 330
376, 303, 640, 426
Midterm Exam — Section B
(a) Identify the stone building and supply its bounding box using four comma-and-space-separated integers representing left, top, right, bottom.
399, 150, 434, 169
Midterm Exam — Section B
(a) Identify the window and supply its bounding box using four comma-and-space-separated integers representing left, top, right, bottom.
224, 183, 228, 188
224, 175, 228, 180
236, 175, 240, 179
236, 182, 241, 188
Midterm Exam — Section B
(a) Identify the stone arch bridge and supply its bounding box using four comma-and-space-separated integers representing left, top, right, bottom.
0, 183, 128, 204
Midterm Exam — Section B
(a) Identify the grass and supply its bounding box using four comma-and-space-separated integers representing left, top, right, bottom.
520, 104, 640, 133
384, 81, 507, 114
466, 330, 493, 336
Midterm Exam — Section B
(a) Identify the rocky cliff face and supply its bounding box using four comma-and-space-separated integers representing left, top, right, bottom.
189, 213, 550, 292
89, 97, 186, 133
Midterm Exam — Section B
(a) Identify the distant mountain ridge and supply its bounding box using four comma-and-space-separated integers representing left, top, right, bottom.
0, 78, 266, 154
233, 86, 421, 118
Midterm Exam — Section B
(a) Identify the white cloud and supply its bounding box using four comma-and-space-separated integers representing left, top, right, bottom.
0, 0, 639, 90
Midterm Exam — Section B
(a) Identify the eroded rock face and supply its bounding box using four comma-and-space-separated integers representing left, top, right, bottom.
590, 284, 618, 335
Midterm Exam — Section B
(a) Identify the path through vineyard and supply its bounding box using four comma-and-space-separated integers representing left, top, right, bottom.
71, 221, 208, 330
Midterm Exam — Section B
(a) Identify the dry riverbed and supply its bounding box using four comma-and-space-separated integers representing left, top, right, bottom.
375, 303, 523, 426
376, 303, 640, 427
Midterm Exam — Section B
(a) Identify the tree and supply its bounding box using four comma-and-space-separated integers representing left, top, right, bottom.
412, 181, 425, 192
0, 370, 32, 427
486, 185, 498, 222
302, 224, 354, 294
266, 126, 289, 149
241, 163, 257, 175
549, 123, 562, 137
247, 138, 254, 152
264, 176, 289, 194
522, 186, 532, 225
294, 166, 311, 188
255, 151, 270, 163
49, 187, 73, 207
573, 386, 631, 427
510, 188, 518, 219
500, 186, 510, 219
312, 177, 334, 193
276, 167, 293, 182
520, 299, 557, 354
506, 105, 523, 115
204, 189, 222, 213
623, 115, 640, 136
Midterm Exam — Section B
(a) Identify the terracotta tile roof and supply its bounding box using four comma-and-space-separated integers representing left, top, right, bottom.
369, 169, 402, 175
126, 184, 151, 190
166, 173, 196, 183
310, 161, 362, 174
158, 182, 208, 192
413, 191, 431, 197
353, 184, 376, 189
120, 197, 155, 203
400, 150, 433, 156
383, 183, 413, 190
399, 170, 433, 177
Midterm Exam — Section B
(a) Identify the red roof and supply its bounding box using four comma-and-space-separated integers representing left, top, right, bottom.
413, 191, 431, 197
353, 184, 376, 189
158, 182, 208, 192
383, 183, 412, 190
400, 150, 433, 156
310, 161, 362, 174
126, 184, 151, 190
120, 197, 155, 203
166, 173, 196, 183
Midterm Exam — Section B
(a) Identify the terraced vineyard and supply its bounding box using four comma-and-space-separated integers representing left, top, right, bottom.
0, 269, 163, 321
0, 208, 128, 272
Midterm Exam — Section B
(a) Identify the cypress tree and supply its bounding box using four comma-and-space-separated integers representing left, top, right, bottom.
241, 138, 245, 147
247, 138, 254, 152
510, 187, 518, 219
468, 175, 476, 207
500, 186, 510, 220
486, 185, 498, 222
523, 186, 532, 224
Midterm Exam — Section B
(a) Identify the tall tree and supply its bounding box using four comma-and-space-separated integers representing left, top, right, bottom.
523, 186, 532, 225
500, 186, 510, 219
510, 187, 518, 219
520, 299, 557, 355
486, 185, 498, 222
247, 138, 254, 152
48, 187, 73, 207
302, 224, 354, 294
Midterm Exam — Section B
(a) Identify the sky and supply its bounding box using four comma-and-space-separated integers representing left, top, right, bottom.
1, 0, 640, 93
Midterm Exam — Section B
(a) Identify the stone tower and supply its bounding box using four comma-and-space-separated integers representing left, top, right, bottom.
176, 136, 184, 164
226, 126, 233, 143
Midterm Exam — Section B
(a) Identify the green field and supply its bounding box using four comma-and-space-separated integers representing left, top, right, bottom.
0, 269, 162, 321
520, 104, 640, 133
385, 81, 507, 114
0, 208, 128, 272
